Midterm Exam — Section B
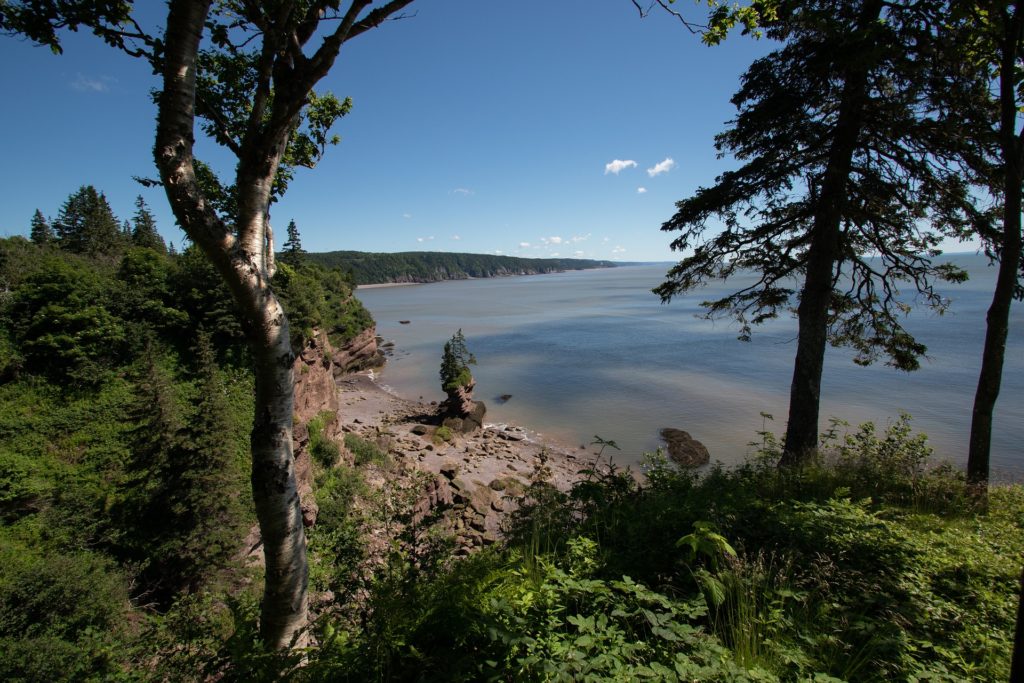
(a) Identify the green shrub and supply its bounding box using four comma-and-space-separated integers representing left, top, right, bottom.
308, 411, 340, 469
433, 425, 453, 445
0, 540, 129, 682
344, 432, 389, 467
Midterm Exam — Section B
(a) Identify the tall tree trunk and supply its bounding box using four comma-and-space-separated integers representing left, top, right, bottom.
154, 0, 307, 648
781, 0, 882, 465
967, 3, 1023, 489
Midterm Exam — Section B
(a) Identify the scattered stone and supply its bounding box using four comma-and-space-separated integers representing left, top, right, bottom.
496, 394, 513, 404
399, 320, 411, 324
497, 431, 525, 442
660, 428, 710, 467
411, 425, 429, 436
439, 461, 460, 479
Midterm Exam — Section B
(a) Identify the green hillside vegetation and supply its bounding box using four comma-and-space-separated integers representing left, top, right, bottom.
306, 250, 616, 285
0, 188, 378, 681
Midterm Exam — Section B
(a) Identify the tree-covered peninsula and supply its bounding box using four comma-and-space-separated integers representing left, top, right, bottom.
307, 250, 617, 285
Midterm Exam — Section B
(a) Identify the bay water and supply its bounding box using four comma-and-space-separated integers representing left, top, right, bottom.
355, 255, 1023, 476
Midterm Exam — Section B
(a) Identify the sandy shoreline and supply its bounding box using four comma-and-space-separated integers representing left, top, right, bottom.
356, 282, 423, 290
336, 370, 608, 492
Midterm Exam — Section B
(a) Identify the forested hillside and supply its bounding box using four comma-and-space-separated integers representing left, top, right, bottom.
0, 187, 377, 680
307, 250, 616, 285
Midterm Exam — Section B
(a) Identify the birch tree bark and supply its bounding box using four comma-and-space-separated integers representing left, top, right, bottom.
149, 0, 414, 648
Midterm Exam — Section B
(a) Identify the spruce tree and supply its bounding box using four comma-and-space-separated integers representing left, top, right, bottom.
280, 218, 304, 266
130, 195, 166, 253
54, 185, 123, 256
29, 209, 53, 245
440, 329, 476, 393
654, 0, 972, 464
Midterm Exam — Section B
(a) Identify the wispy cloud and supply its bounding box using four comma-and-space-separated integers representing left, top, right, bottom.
451, 234, 461, 240
647, 158, 676, 177
570, 233, 591, 243
637, 187, 648, 194
71, 73, 115, 92
402, 213, 412, 219
541, 236, 564, 245
519, 241, 531, 248
451, 188, 473, 196
416, 235, 435, 243
574, 250, 585, 257
494, 250, 504, 255
612, 245, 626, 254
604, 159, 637, 175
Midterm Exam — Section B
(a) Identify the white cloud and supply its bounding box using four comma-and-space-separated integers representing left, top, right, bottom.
451, 234, 461, 240
604, 159, 637, 175
637, 187, 648, 194
550, 252, 560, 257
574, 250, 585, 257
451, 188, 473, 196
612, 245, 626, 254
494, 250, 503, 255
72, 74, 114, 92
647, 158, 676, 177
519, 242, 531, 248
602, 237, 610, 243
416, 235, 435, 243
541, 236, 564, 245
402, 213, 412, 219
570, 233, 591, 243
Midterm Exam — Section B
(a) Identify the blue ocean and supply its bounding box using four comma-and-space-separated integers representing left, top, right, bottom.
356, 255, 1023, 477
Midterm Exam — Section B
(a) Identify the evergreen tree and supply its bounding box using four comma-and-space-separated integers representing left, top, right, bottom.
943, 2, 1024, 488
654, 0, 971, 464
29, 209, 53, 245
130, 195, 166, 253
180, 330, 246, 582
119, 335, 245, 604
54, 185, 123, 257
280, 218, 304, 266
440, 329, 476, 394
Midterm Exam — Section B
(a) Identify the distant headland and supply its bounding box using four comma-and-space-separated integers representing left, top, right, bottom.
305, 250, 617, 286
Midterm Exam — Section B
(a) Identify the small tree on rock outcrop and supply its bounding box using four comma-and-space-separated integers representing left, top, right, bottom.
440, 329, 475, 394
439, 329, 484, 432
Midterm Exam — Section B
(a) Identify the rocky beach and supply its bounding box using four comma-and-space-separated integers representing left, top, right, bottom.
332, 370, 610, 550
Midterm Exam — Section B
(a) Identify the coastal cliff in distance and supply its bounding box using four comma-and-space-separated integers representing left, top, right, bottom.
306, 250, 616, 286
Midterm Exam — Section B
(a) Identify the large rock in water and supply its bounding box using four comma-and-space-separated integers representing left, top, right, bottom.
660, 428, 710, 467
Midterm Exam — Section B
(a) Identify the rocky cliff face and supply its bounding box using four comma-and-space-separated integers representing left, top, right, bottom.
331, 326, 384, 376
292, 326, 382, 526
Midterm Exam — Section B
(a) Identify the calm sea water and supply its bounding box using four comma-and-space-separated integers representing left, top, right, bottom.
356, 255, 1024, 476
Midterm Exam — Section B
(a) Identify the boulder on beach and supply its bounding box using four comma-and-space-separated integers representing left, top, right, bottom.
660, 428, 710, 467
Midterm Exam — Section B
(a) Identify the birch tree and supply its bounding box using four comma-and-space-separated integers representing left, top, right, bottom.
1, 0, 415, 648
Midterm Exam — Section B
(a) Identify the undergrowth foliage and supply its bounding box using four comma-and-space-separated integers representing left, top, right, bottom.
279, 416, 1019, 682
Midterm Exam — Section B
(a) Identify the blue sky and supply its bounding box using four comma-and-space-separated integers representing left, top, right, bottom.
0, 1, 973, 261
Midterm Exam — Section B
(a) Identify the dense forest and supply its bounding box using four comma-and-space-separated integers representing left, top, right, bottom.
306, 250, 617, 286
